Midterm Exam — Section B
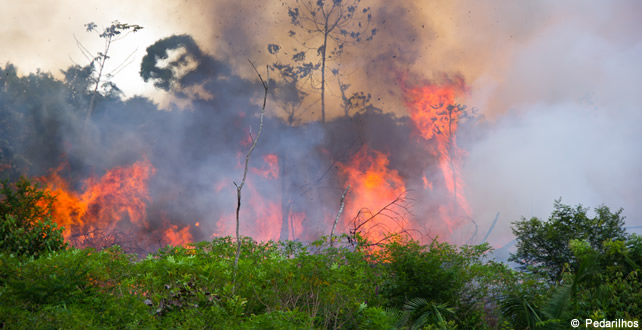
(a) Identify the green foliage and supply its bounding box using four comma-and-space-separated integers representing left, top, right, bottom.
509, 199, 628, 282
501, 202, 640, 329
0, 177, 67, 257
0, 235, 503, 328
1, 213, 638, 328
0, 247, 153, 328
566, 235, 641, 320
379, 238, 463, 308
245, 310, 312, 329
401, 298, 455, 329
375, 237, 515, 329
501, 235, 641, 329
355, 305, 401, 329
500, 294, 543, 330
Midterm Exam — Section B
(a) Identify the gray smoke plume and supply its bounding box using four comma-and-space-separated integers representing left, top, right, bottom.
1, 1, 640, 253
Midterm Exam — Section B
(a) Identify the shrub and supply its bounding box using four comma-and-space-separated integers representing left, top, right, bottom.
0, 177, 67, 257
509, 200, 628, 282
379, 238, 465, 308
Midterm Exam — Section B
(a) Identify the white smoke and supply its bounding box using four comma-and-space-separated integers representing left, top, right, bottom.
460, 1, 642, 248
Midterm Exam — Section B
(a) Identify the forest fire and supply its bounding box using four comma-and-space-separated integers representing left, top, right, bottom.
250, 154, 279, 179
0, 3, 488, 251
38, 158, 190, 249
337, 146, 409, 244
35, 89, 476, 250
33, 86, 475, 251
215, 153, 305, 242
162, 224, 193, 246
404, 80, 472, 231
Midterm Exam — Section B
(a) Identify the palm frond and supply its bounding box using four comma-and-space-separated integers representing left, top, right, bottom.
499, 295, 542, 330
403, 298, 454, 329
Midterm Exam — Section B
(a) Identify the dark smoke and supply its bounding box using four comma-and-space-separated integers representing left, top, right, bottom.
1, 31, 469, 253
4, 1, 639, 254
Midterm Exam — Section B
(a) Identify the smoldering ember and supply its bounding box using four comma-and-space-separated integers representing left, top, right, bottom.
1, 1, 641, 328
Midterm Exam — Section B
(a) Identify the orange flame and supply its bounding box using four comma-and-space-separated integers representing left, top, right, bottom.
40, 158, 156, 243
404, 82, 471, 231
337, 146, 407, 243
251, 154, 279, 179
157, 211, 193, 247
422, 175, 433, 190
216, 153, 303, 241
163, 224, 193, 246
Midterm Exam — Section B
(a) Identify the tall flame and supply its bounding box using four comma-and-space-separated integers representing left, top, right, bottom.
405, 82, 471, 231
337, 146, 408, 243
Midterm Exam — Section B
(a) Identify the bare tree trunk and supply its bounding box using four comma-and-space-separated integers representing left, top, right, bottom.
279, 151, 291, 241
232, 61, 268, 292
330, 185, 350, 247
85, 36, 112, 128
320, 26, 328, 124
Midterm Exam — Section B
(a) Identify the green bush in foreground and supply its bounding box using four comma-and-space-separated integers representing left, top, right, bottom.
1, 193, 638, 328
0, 247, 153, 328
0, 177, 67, 257
0, 236, 513, 329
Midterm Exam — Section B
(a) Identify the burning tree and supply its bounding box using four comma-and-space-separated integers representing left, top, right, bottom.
404, 77, 473, 232
39, 158, 160, 253
266, 0, 377, 242
337, 146, 411, 244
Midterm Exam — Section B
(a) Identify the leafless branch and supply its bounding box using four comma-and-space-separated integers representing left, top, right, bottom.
351, 190, 412, 233
344, 190, 418, 248
232, 60, 269, 292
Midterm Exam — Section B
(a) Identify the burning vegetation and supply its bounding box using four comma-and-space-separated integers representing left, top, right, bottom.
1, 1, 641, 328
11, 70, 475, 253
37, 158, 193, 251
0, 0, 492, 255
1, 41, 477, 253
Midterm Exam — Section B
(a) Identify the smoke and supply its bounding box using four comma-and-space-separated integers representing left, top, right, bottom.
455, 1, 642, 246
1, 1, 640, 252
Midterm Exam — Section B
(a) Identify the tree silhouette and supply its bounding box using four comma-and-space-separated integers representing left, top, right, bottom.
77, 21, 142, 126
334, 68, 371, 117
268, 0, 377, 242
268, 0, 377, 123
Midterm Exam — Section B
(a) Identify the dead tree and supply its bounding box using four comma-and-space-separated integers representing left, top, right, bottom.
232, 61, 269, 290
77, 21, 142, 128
270, 0, 376, 123
329, 184, 350, 247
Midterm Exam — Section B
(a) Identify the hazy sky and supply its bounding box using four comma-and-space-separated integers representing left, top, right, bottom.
0, 0, 217, 105
2, 0, 641, 245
